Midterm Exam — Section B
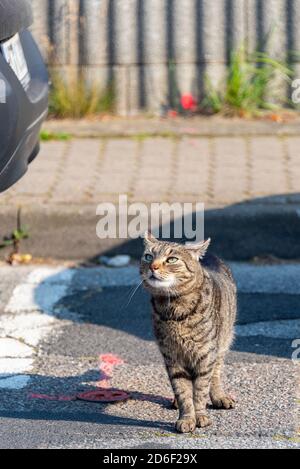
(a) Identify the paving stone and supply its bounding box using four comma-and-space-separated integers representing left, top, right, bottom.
213, 137, 248, 204
249, 137, 288, 197
0, 135, 297, 207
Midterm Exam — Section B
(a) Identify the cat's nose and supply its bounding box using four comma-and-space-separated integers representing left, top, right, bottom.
150, 262, 160, 272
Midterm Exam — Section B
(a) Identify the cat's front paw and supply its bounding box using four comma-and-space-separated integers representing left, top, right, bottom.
196, 414, 212, 428
211, 395, 236, 410
175, 418, 196, 433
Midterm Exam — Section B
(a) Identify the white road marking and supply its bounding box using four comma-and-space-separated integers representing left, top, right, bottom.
0, 313, 57, 347
0, 358, 34, 377
5, 268, 75, 315
0, 264, 300, 390
231, 263, 300, 294
0, 338, 34, 358
25, 268, 75, 285
236, 319, 300, 339
0, 375, 31, 390
0, 268, 75, 390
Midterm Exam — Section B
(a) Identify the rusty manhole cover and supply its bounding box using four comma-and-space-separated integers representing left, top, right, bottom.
76, 389, 130, 403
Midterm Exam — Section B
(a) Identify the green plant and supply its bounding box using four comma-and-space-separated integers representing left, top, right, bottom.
0, 208, 29, 255
202, 48, 294, 116
49, 71, 115, 119
40, 130, 71, 142
201, 78, 223, 114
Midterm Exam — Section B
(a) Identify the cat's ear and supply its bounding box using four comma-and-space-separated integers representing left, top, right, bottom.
185, 238, 211, 260
144, 231, 158, 246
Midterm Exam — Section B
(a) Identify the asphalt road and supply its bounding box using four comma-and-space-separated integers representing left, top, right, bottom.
0, 264, 299, 449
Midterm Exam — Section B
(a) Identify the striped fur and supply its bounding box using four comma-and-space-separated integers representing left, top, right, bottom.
140, 233, 237, 433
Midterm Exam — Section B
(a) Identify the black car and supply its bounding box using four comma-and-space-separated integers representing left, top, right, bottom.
0, 0, 48, 193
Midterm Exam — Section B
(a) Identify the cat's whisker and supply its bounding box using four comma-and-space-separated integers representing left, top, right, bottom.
119, 284, 141, 307
124, 280, 144, 308
123, 282, 142, 302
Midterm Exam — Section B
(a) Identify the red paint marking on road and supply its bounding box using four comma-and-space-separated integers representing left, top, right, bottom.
28, 353, 126, 401
100, 354, 124, 365
97, 354, 124, 389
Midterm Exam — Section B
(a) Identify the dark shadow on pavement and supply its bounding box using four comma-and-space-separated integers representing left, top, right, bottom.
92, 193, 300, 261
0, 370, 175, 431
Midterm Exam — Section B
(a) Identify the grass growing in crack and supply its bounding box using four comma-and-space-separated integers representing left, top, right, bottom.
40, 130, 71, 142
0, 208, 30, 264
202, 48, 294, 117
49, 71, 115, 119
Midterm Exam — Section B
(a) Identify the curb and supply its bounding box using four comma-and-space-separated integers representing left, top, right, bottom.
44, 117, 300, 139
1, 203, 300, 261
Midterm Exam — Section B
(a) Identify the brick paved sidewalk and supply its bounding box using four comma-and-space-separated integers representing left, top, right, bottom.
1, 135, 300, 207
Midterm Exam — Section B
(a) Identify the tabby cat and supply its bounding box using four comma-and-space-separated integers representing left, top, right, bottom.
140, 232, 237, 433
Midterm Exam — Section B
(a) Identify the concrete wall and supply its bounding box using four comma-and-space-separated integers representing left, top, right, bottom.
30, 0, 300, 115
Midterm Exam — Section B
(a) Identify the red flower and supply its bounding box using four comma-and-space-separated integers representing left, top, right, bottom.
181, 94, 197, 111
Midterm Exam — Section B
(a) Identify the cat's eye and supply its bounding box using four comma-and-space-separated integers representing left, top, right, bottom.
144, 254, 154, 262
167, 257, 179, 264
